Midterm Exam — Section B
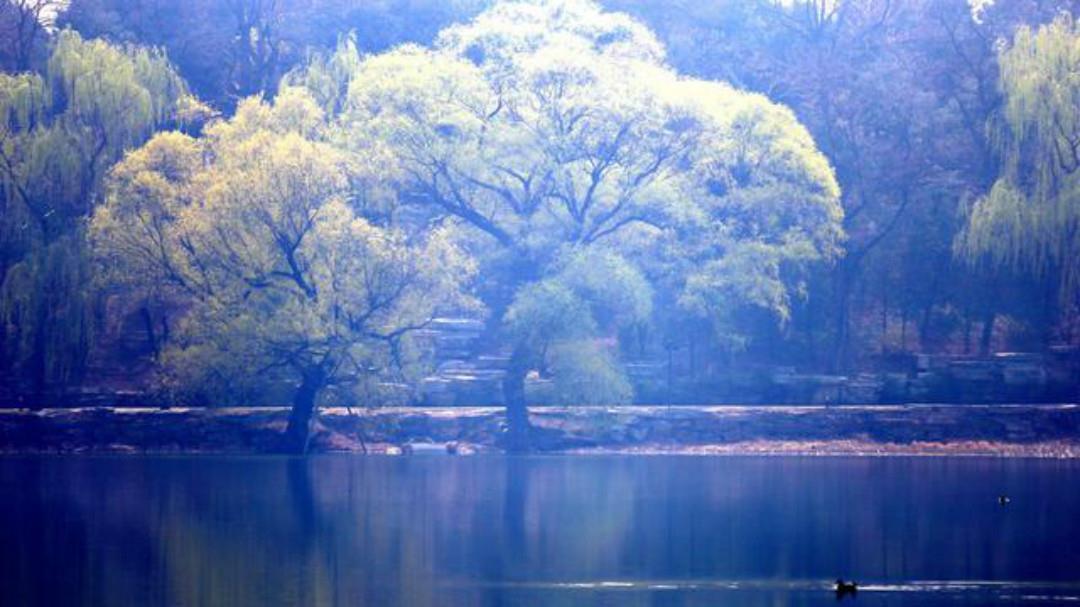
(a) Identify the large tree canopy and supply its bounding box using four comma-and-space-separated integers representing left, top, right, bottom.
284, 0, 843, 446
91, 90, 474, 452
0, 30, 196, 401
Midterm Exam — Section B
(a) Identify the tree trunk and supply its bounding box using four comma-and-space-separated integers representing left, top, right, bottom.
282, 365, 328, 455
831, 271, 851, 373
979, 312, 996, 358
1040, 275, 1057, 351
881, 291, 888, 353
688, 333, 697, 380
963, 315, 972, 356
804, 296, 818, 366
503, 343, 532, 453
29, 295, 49, 409
900, 308, 908, 350
140, 305, 159, 358
919, 303, 933, 350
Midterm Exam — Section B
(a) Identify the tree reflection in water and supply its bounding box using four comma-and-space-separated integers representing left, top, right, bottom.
2, 457, 1080, 607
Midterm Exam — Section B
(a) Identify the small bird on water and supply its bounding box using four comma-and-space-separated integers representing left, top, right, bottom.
835, 579, 857, 599
998, 495, 1011, 505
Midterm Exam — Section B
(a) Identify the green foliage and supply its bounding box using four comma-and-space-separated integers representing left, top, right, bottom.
46, 30, 189, 148
1, 30, 192, 245
504, 280, 596, 348
282, 34, 362, 117
3, 0, 1078, 413
60, 0, 492, 110
502, 249, 654, 401
288, 0, 842, 400
544, 341, 633, 405
0, 234, 93, 386
554, 250, 652, 328
959, 16, 1080, 303
0, 31, 190, 394
91, 91, 474, 407
655, 82, 844, 346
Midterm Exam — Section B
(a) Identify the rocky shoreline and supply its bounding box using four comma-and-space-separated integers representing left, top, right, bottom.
2, 404, 1079, 457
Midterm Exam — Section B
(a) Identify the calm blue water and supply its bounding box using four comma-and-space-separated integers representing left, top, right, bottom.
2, 456, 1079, 606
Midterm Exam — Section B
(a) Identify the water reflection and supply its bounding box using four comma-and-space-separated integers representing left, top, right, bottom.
2, 456, 1079, 606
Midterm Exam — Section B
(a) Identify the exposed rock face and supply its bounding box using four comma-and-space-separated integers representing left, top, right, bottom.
2, 404, 1079, 456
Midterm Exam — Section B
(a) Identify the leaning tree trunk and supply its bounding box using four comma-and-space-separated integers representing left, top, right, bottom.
502, 344, 532, 453
282, 365, 328, 455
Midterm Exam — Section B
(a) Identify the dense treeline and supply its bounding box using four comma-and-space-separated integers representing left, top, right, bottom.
1, 0, 1079, 450
612, 0, 1080, 368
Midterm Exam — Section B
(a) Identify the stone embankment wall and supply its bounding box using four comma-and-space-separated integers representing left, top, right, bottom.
3, 405, 1079, 456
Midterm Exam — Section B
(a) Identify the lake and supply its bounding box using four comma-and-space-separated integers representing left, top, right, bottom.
2, 456, 1079, 606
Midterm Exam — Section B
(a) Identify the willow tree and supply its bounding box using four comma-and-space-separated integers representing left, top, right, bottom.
91, 89, 473, 453
0, 31, 197, 403
292, 0, 842, 448
958, 16, 1080, 333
